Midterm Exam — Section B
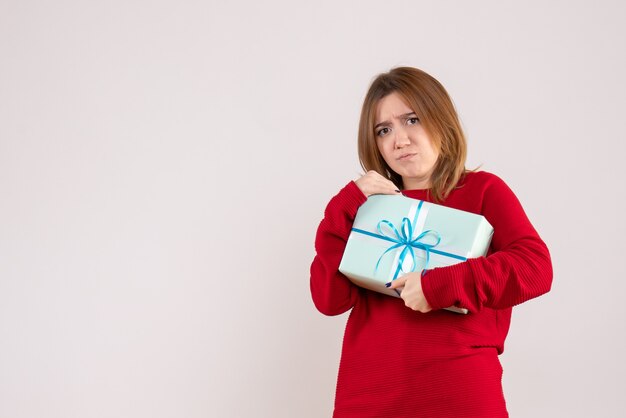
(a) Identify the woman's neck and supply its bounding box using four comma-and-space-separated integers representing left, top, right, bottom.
402, 176, 431, 190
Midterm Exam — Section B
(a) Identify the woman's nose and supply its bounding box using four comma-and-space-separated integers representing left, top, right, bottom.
394, 129, 410, 149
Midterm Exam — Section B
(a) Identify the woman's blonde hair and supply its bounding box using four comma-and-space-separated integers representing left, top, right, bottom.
358, 67, 468, 202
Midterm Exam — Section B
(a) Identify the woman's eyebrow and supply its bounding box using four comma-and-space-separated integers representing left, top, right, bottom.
374, 112, 417, 129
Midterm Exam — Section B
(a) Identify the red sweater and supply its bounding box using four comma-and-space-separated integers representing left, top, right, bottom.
310, 171, 552, 418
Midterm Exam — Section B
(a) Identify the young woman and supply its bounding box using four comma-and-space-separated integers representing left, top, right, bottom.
310, 67, 552, 417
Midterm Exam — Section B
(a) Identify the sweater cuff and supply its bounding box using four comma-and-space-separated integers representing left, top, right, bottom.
421, 262, 466, 311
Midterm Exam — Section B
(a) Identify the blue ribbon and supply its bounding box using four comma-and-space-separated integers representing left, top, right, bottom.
350, 200, 467, 283
374, 218, 441, 280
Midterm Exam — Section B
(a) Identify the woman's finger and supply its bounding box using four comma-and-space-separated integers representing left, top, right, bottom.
386, 276, 407, 289
370, 177, 401, 196
355, 172, 401, 196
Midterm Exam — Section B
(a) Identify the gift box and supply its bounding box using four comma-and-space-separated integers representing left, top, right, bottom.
338, 194, 494, 314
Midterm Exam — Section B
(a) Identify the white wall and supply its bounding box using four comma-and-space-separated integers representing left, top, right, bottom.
1, 0, 624, 417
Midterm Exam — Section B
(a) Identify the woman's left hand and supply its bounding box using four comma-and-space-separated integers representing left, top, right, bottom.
388, 272, 432, 313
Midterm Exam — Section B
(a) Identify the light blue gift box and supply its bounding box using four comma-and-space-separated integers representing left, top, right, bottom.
338, 194, 494, 314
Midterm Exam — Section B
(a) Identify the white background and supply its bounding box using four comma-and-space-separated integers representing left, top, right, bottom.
1, 1, 625, 417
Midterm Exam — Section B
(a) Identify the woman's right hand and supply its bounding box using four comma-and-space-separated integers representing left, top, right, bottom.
355, 170, 401, 197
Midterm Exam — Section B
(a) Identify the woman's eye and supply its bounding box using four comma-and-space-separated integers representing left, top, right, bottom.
407, 117, 419, 125
376, 127, 390, 137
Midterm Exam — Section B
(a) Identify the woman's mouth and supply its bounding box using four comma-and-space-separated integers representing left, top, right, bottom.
397, 153, 417, 161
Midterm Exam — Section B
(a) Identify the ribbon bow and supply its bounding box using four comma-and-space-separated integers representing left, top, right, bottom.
374, 217, 441, 281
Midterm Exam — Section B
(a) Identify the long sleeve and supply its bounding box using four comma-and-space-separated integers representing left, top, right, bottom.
310, 181, 367, 316
421, 174, 553, 313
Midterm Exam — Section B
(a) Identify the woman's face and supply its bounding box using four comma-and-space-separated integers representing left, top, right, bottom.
374, 92, 439, 190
